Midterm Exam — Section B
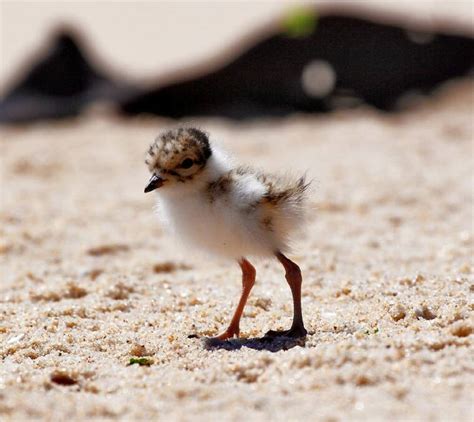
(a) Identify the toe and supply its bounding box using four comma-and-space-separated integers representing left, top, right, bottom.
264, 329, 285, 338
264, 327, 307, 339
213, 329, 239, 341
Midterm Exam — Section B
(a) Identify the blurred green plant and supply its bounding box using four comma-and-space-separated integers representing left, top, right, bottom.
283, 7, 318, 38
128, 357, 154, 366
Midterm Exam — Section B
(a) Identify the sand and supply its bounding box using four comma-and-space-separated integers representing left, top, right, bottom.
0, 79, 473, 421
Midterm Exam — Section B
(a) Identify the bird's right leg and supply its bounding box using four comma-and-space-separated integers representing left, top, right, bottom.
213, 258, 256, 340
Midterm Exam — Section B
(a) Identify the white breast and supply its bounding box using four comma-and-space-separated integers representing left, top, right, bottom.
155, 178, 275, 260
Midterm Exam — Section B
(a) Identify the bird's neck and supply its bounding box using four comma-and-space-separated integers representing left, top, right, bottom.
202, 147, 233, 184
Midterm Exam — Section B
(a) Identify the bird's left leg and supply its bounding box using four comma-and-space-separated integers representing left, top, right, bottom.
214, 258, 256, 340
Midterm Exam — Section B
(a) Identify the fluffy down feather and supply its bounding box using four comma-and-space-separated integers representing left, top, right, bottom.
154, 147, 309, 259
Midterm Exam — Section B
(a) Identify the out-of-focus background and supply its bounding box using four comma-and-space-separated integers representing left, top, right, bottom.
1, 2, 473, 421
0, 2, 287, 90
1, 1, 472, 90
1, 0, 473, 121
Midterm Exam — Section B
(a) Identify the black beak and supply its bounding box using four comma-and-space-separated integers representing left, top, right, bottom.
144, 174, 164, 193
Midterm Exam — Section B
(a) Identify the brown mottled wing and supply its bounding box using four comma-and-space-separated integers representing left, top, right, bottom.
258, 172, 309, 207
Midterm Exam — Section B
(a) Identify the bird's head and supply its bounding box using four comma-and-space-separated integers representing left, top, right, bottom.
144, 127, 212, 193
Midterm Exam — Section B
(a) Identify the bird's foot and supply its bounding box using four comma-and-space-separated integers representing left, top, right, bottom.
203, 330, 237, 348
264, 325, 307, 339
211, 328, 239, 341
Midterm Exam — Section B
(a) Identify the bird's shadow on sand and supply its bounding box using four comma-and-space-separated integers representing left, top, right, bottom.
199, 335, 306, 352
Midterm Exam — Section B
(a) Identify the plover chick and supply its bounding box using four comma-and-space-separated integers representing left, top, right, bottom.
144, 127, 309, 340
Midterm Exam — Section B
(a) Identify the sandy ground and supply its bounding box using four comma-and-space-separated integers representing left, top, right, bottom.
0, 79, 473, 421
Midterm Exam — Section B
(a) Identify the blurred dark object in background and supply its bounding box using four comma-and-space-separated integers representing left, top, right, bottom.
1, 10, 473, 124
0, 30, 141, 124
122, 12, 474, 118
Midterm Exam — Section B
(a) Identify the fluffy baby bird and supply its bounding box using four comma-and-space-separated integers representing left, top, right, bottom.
144, 127, 309, 340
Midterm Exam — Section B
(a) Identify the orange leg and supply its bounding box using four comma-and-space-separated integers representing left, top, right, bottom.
266, 252, 307, 338
214, 258, 256, 340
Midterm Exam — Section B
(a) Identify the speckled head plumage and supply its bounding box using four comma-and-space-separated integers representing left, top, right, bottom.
144, 127, 212, 192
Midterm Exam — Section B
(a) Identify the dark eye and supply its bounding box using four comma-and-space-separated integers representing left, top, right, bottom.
180, 158, 194, 169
